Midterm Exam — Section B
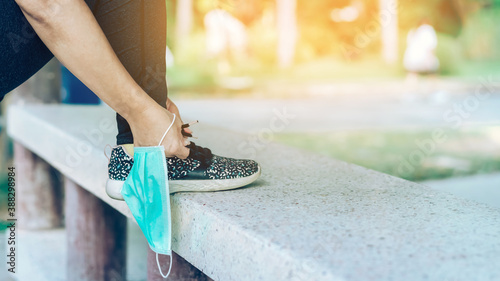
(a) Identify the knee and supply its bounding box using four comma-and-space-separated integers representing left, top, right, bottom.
15, 0, 67, 24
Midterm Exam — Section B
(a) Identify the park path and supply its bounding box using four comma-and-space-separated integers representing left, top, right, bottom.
176, 92, 500, 134
177, 93, 500, 210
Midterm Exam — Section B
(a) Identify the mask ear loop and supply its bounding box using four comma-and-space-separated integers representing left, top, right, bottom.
158, 114, 176, 147
103, 144, 112, 164
156, 113, 176, 278
156, 252, 173, 278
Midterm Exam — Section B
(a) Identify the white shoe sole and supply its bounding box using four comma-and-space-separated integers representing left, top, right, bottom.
106, 167, 261, 201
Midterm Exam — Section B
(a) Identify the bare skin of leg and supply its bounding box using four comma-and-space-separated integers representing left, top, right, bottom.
15, 0, 189, 159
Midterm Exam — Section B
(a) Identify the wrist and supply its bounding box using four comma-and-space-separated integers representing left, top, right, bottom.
120, 87, 157, 122
126, 98, 173, 133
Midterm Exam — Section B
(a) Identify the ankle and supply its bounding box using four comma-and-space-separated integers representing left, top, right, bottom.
121, 144, 134, 156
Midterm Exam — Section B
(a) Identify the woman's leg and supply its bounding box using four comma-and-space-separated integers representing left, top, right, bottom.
87, 0, 168, 145
1, 0, 167, 146
10, 0, 187, 157
0, 1, 54, 101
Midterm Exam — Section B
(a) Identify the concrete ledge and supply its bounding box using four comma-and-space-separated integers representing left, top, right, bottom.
7, 104, 500, 281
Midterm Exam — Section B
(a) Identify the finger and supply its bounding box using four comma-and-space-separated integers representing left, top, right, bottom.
166, 98, 174, 109
175, 112, 183, 124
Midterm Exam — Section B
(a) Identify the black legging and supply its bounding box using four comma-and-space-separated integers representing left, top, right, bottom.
0, 0, 167, 145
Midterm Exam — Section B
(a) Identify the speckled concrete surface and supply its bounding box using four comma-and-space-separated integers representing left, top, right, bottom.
8, 105, 500, 281
174, 126, 500, 281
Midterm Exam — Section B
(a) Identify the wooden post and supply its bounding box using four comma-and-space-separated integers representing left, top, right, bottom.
14, 143, 63, 229
276, 0, 298, 68
65, 177, 127, 281
11, 58, 63, 230
147, 247, 212, 281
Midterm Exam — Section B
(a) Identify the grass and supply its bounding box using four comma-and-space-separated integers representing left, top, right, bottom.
451, 60, 500, 78
274, 126, 500, 182
168, 56, 403, 87
167, 56, 500, 100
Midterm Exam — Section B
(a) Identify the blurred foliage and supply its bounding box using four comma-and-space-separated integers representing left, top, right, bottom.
166, 0, 500, 84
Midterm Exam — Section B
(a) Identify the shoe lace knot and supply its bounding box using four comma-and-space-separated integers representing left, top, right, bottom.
187, 142, 213, 168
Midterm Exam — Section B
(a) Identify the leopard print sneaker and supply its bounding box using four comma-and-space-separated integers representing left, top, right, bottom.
106, 142, 261, 200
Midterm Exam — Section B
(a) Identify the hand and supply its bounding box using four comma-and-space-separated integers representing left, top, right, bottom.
166, 97, 192, 135
128, 102, 190, 159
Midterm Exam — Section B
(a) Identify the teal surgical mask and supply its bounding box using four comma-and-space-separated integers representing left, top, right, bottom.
121, 114, 177, 278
